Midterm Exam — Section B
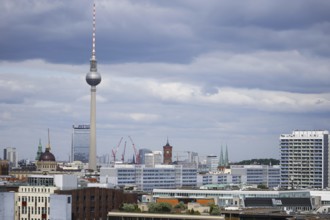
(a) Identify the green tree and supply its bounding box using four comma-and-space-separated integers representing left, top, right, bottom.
148, 202, 172, 213
121, 203, 136, 212
210, 205, 221, 215
257, 184, 268, 189
174, 201, 185, 210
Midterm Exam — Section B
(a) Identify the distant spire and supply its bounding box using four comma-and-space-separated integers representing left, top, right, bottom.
225, 145, 229, 166
35, 139, 43, 160
219, 145, 224, 166
166, 137, 170, 146
47, 128, 51, 151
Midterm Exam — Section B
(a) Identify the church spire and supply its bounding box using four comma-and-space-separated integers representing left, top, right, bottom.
219, 145, 224, 166
224, 145, 229, 166
35, 139, 43, 161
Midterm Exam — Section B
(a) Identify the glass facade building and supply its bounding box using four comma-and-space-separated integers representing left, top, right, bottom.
71, 125, 90, 163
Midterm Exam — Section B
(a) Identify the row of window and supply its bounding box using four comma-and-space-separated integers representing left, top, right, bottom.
18, 196, 50, 203
20, 187, 52, 193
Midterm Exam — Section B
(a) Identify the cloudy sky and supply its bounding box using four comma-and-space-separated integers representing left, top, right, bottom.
1, 0, 330, 162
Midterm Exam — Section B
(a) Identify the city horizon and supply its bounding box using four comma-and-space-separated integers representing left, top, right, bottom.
1, 0, 330, 162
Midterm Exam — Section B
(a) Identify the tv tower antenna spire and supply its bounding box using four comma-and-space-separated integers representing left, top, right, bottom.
92, 2, 96, 60
86, 1, 102, 171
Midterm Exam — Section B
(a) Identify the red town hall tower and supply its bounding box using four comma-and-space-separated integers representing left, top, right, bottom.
163, 139, 173, 164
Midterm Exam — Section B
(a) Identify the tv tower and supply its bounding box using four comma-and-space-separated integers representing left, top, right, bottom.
86, 2, 101, 171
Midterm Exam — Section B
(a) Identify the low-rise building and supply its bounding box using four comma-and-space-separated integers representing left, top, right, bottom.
100, 164, 197, 192
197, 165, 280, 188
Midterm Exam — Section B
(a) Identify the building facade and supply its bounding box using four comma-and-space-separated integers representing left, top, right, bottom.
231, 165, 280, 188
100, 164, 197, 192
138, 148, 152, 164
206, 155, 219, 172
71, 124, 90, 163
280, 130, 329, 189
197, 165, 280, 188
56, 187, 138, 220
145, 151, 162, 167
152, 188, 313, 210
15, 185, 71, 220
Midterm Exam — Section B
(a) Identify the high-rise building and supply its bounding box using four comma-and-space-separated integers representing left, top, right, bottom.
145, 151, 162, 168
138, 148, 152, 164
206, 155, 218, 172
280, 130, 329, 189
86, 3, 102, 171
3, 147, 17, 168
71, 125, 90, 163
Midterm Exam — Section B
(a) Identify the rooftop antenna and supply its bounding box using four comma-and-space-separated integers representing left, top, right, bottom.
92, 1, 96, 60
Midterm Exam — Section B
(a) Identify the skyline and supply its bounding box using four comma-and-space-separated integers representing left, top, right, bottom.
1, 0, 330, 161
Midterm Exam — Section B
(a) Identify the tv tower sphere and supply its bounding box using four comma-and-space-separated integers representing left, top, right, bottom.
86, 62, 101, 86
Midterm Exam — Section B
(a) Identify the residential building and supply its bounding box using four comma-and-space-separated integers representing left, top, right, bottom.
280, 130, 329, 189
231, 165, 280, 188
100, 164, 197, 192
71, 124, 90, 163
15, 185, 71, 220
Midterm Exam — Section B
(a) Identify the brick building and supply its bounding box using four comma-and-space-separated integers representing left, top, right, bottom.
56, 187, 138, 220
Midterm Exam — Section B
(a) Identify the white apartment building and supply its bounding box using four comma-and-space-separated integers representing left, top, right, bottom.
197, 165, 280, 188
280, 130, 329, 189
0, 174, 76, 220
100, 164, 197, 192
231, 165, 280, 188
15, 185, 71, 220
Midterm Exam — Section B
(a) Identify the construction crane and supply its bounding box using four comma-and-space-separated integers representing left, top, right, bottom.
128, 136, 140, 164
111, 137, 123, 162
121, 141, 127, 163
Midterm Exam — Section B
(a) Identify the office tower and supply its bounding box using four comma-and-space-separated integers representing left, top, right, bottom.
145, 151, 163, 168
163, 139, 172, 164
280, 130, 329, 189
138, 148, 152, 164
206, 155, 219, 172
3, 147, 17, 168
86, 3, 102, 171
71, 125, 90, 163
